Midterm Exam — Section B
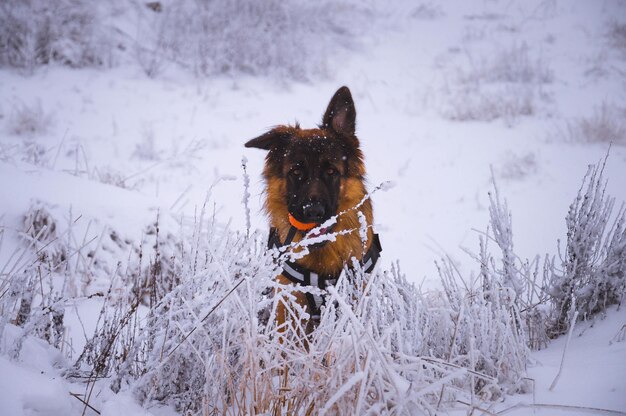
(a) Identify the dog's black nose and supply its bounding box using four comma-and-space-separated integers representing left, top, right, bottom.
302, 202, 326, 223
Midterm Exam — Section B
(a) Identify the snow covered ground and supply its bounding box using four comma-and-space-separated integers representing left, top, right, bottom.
1, 0, 625, 414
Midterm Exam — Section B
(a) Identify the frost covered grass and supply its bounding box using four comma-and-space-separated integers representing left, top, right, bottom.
134, 0, 370, 80
559, 103, 626, 146
6, 100, 54, 138
1, 1, 626, 413
1, 159, 624, 414
443, 43, 552, 126
606, 20, 626, 56
0, 0, 108, 71
0, 0, 370, 81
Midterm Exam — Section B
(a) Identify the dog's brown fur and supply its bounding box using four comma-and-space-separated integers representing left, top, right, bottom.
245, 87, 374, 333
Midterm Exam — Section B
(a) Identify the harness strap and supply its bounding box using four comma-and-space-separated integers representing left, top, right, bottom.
268, 226, 382, 319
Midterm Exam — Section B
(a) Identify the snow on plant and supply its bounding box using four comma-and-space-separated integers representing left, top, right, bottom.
0, 0, 108, 70
498, 151, 538, 181
0, 204, 70, 359
64, 184, 529, 414
548, 158, 626, 335
104, 237, 497, 414
444, 84, 535, 126
6, 100, 53, 138
3, 160, 625, 413
133, 0, 369, 80
560, 102, 626, 146
0, 200, 184, 358
132, 125, 161, 161
443, 43, 552, 126
457, 43, 553, 85
1, 0, 369, 80
606, 20, 626, 57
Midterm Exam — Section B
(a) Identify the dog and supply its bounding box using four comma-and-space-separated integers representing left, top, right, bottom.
245, 86, 381, 336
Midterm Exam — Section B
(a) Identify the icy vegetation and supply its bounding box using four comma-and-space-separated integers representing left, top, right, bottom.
1, 160, 624, 414
0, 0, 367, 80
1, 0, 626, 414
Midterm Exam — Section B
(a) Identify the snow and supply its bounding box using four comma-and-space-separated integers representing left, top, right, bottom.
1, 0, 626, 414
502, 306, 626, 414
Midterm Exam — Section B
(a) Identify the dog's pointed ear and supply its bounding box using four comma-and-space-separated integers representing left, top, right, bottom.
245, 127, 291, 151
322, 86, 357, 145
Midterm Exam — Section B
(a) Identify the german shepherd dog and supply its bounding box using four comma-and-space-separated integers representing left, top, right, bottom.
245, 86, 381, 335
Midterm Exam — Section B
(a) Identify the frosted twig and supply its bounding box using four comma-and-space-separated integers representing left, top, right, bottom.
163, 278, 245, 361
241, 156, 251, 238
549, 308, 579, 391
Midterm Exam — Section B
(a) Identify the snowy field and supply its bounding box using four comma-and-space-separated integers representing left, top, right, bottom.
1, 0, 625, 414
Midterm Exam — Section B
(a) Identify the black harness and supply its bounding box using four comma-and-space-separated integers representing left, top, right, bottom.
268, 226, 382, 319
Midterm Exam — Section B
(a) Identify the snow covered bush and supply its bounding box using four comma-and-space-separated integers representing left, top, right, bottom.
0, 0, 371, 80
134, 0, 368, 80
606, 20, 626, 57
435, 179, 531, 397
0, 0, 108, 70
6, 100, 53, 138
0, 203, 69, 359
548, 160, 626, 335
60, 199, 532, 413
443, 43, 552, 126
2, 162, 624, 413
561, 103, 626, 145
102, 241, 505, 414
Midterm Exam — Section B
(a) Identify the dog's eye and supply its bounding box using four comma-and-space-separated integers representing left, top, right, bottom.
326, 167, 338, 176
290, 168, 303, 178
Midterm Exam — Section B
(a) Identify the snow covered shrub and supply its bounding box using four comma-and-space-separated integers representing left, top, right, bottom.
54, 202, 510, 414
23, 201, 66, 264
437, 264, 530, 398
445, 84, 535, 126
0, 0, 108, 70
69, 292, 140, 387
499, 151, 538, 181
112, 246, 492, 414
458, 43, 553, 85
22, 141, 49, 166
548, 160, 626, 335
434, 181, 531, 398
132, 125, 161, 161
562, 103, 626, 145
123, 216, 188, 306
443, 43, 552, 126
606, 20, 626, 56
134, 0, 368, 80
7, 100, 53, 138
435, 173, 556, 355
0, 204, 70, 358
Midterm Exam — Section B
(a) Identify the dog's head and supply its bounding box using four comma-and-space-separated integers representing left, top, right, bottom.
245, 87, 365, 229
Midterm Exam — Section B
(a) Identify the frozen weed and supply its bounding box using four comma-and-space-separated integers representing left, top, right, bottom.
458, 43, 552, 85
7, 100, 53, 138
91, 166, 132, 189
411, 3, 444, 20
606, 20, 626, 56
548, 158, 626, 335
561, 103, 626, 146
499, 151, 538, 181
22, 141, 49, 166
134, 0, 370, 81
0, 0, 108, 70
443, 43, 552, 125
132, 125, 161, 161
1, 161, 625, 413
445, 84, 534, 126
